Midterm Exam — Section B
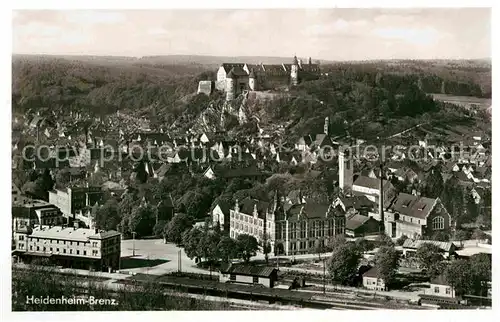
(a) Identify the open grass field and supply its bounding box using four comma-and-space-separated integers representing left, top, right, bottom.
430, 94, 491, 108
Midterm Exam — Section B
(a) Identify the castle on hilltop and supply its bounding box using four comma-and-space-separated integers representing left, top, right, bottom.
215, 55, 320, 101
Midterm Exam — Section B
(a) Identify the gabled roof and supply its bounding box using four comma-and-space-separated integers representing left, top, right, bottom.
345, 214, 371, 231
389, 193, 437, 219
402, 239, 454, 252
262, 64, 288, 75
362, 266, 381, 279
220, 263, 277, 277
338, 195, 375, 210
353, 176, 394, 192
286, 203, 340, 220
239, 197, 271, 217
221, 63, 245, 73
213, 200, 231, 216
430, 274, 451, 286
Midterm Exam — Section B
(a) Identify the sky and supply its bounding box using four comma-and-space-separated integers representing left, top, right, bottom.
12, 8, 491, 60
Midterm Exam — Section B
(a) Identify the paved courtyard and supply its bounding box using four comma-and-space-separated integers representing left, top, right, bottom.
119, 239, 207, 275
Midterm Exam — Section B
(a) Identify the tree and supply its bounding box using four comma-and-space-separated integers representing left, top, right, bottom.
374, 246, 400, 286
396, 235, 408, 246
465, 192, 479, 224
469, 253, 491, 296
376, 234, 395, 247
128, 205, 157, 237
452, 229, 470, 243
471, 229, 490, 242
354, 238, 374, 253
182, 227, 203, 262
164, 213, 195, 245
94, 199, 121, 231
326, 234, 346, 251
54, 169, 70, 189
415, 243, 444, 277
430, 231, 450, 242
235, 234, 259, 263
327, 243, 361, 284
422, 168, 444, 198
198, 230, 221, 275
153, 220, 167, 238
444, 259, 474, 296
217, 236, 237, 264
314, 239, 326, 260
119, 193, 139, 219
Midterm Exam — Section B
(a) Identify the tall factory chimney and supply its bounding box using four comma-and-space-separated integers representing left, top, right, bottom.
379, 163, 385, 225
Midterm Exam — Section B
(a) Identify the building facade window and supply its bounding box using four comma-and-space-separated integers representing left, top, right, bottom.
230, 274, 236, 281
432, 216, 445, 230
253, 276, 259, 283
446, 288, 451, 294
434, 287, 440, 293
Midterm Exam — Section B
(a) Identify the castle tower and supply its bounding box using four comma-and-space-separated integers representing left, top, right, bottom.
291, 55, 299, 86
308, 57, 312, 65
226, 68, 236, 101
248, 69, 256, 91
339, 148, 353, 194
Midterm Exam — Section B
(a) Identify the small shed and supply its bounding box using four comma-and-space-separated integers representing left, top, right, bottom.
219, 264, 278, 288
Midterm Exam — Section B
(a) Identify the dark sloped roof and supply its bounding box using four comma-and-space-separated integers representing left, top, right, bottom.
339, 195, 375, 210
262, 64, 288, 75
390, 193, 437, 219
286, 203, 334, 220
221, 63, 245, 73
430, 274, 450, 286
213, 200, 231, 216
239, 197, 270, 217
346, 214, 370, 231
300, 64, 320, 72
353, 176, 394, 191
220, 264, 277, 277
402, 239, 453, 252
215, 166, 267, 179
362, 266, 380, 278
226, 66, 248, 78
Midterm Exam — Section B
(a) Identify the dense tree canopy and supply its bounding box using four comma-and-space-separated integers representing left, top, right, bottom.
327, 242, 361, 284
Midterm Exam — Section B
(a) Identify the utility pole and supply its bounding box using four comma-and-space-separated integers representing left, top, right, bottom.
323, 259, 328, 294
178, 249, 182, 273
132, 232, 136, 257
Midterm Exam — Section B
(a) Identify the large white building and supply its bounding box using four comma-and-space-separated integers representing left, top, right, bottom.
13, 224, 121, 272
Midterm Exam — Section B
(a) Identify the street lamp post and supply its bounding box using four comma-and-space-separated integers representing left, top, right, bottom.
132, 232, 136, 257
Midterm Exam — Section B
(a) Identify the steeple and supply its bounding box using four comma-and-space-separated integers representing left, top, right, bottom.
293, 55, 298, 65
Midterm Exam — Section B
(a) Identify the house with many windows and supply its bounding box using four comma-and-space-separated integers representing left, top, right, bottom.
226, 194, 346, 256
13, 224, 121, 272
385, 193, 451, 239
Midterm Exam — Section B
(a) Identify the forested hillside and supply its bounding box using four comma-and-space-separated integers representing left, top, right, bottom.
12, 55, 490, 140
11, 55, 214, 124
